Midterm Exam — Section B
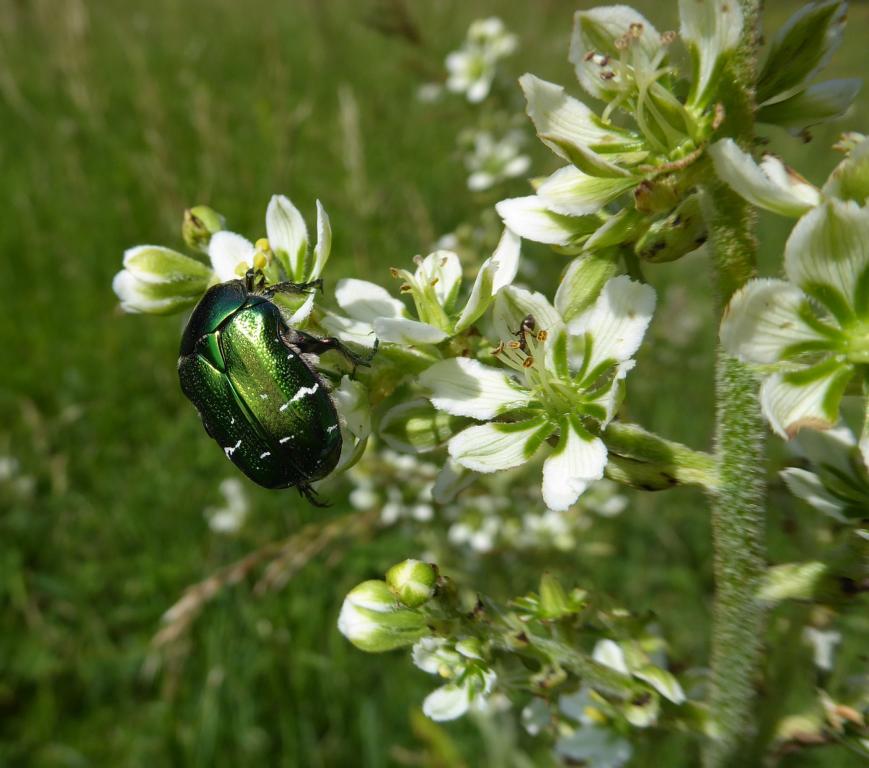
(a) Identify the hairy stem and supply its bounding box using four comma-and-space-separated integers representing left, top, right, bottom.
702, 3, 767, 766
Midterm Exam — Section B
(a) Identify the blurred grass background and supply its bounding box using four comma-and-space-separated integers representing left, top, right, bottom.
0, 0, 866, 766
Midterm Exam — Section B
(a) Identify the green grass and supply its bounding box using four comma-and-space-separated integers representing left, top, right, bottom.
0, 1, 866, 765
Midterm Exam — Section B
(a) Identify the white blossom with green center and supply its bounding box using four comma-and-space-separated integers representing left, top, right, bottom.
445, 17, 517, 103
420, 276, 655, 511
113, 194, 331, 325
720, 199, 869, 461
412, 637, 497, 721
324, 229, 520, 346
462, 128, 531, 191
496, 1, 744, 249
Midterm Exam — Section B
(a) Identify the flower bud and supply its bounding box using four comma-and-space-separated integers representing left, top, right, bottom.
386, 559, 438, 608
183, 205, 225, 252
379, 399, 466, 453
635, 194, 707, 263
337, 580, 428, 652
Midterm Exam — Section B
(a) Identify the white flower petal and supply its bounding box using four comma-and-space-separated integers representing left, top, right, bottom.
372, 317, 448, 345
417, 251, 463, 309
592, 640, 630, 675
537, 165, 635, 217
492, 285, 564, 344
519, 74, 643, 167
542, 419, 607, 511
208, 231, 255, 283
680, 0, 743, 108
423, 684, 471, 721
319, 311, 378, 349
709, 139, 820, 217
420, 357, 532, 419
454, 229, 520, 334
112, 270, 199, 315
266, 194, 308, 280
781, 467, 848, 519
309, 200, 332, 280
720, 279, 829, 364
784, 199, 869, 314
449, 417, 553, 473
496, 196, 599, 247
335, 278, 406, 323
791, 424, 857, 475
760, 362, 854, 439
122, 245, 212, 284
286, 291, 316, 325
570, 6, 661, 101
568, 275, 655, 377
491, 228, 521, 293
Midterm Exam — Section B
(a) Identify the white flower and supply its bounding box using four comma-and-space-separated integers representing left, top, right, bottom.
326, 230, 520, 346
115, 195, 332, 323
113, 245, 213, 314
210, 196, 333, 325
420, 276, 656, 510
709, 139, 821, 218
802, 627, 841, 672
463, 129, 530, 191
678, 0, 743, 110
204, 478, 249, 535
412, 637, 497, 721
445, 17, 517, 103
720, 200, 869, 451
780, 426, 869, 521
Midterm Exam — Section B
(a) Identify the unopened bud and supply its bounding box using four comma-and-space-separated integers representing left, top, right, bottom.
379, 399, 467, 453
183, 205, 225, 252
635, 194, 706, 263
386, 559, 438, 608
337, 580, 428, 652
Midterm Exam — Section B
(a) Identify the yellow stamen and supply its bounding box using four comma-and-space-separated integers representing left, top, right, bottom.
255, 237, 271, 253
253, 252, 267, 271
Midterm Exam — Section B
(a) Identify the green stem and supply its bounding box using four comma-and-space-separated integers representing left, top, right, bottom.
603, 422, 719, 490
702, 3, 767, 765
523, 634, 650, 701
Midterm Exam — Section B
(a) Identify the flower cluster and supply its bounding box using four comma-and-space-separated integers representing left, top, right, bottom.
445, 17, 517, 104
114, 196, 331, 324
716, 135, 869, 464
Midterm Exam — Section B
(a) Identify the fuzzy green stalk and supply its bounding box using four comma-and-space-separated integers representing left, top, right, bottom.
701, 2, 767, 766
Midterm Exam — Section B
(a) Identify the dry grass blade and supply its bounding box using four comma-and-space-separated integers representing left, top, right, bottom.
150, 508, 381, 653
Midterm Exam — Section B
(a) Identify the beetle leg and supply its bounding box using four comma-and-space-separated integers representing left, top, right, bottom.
288, 331, 379, 373
297, 483, 330, 508
264, 279, 324, 298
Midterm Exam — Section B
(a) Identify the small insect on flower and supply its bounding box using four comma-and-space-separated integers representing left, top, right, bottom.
178, 269, 376, 504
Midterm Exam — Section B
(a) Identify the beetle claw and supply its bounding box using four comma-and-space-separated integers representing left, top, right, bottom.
297, 483, 330, 508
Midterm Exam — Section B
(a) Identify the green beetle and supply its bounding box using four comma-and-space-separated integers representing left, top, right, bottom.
178, 272, 374, 503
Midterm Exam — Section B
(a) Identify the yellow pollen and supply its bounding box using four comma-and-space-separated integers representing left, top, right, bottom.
234, 262, 248, 276
522, 356, 535, 368
255, 237, 270, 252
536, 330, 548, 342
507, 340, 522, 350
253, 252, 267, 270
